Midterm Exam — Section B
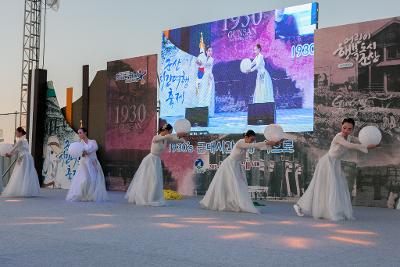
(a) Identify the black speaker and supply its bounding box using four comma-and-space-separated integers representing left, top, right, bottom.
247, 102, 275, 125
185, 107, 209, 127
27, 69, 47, 186
82, 65, 89, 128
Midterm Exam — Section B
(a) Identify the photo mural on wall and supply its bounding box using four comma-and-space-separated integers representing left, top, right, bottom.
297, 16, 400, 208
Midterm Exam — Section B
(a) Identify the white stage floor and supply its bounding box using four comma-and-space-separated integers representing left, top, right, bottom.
0, 189, 399, 267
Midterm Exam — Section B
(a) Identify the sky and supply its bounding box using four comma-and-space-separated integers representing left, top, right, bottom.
1, 0, 400, 142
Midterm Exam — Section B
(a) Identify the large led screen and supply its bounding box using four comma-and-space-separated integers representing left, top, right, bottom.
160, 3, 318, 133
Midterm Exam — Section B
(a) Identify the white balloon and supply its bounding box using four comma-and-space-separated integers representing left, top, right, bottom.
240, 58, 252, 73
0, 143, 13, 157
68, 142, 84, 158
358, 126, 382, 146
264, 124, 284, 142
174, 119, 191, 133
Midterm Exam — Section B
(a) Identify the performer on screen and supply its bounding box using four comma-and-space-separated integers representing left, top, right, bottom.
125, 123, 186, 206
196, 46, 215, 116
247, 44, 274, 104
293, 118, 378, 221
200, 130, 279, 214
66, 127, 108, 202
194, 33, 206, 108
2, 127, 40, 197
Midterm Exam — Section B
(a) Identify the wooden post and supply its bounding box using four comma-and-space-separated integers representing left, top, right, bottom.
66, 87, 73, 125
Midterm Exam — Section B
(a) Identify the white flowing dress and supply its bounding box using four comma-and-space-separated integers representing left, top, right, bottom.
197, 56, 215, 116
2, 137, 40, 197
200, 139, 270, 213
66, 139, 108, 202
297, 133, 368, 221
251, 53, 274, 103
125, 134, 185, 206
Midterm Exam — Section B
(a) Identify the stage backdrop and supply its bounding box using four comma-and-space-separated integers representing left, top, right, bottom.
39, 15, 400, 209
42, 82, 79, 189
156, 15, 400, 208
105, 55, 158, 190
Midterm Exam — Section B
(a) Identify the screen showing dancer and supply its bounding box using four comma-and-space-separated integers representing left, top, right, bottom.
160, 2, 318, 134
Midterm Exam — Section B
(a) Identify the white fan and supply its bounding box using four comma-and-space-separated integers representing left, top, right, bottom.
174, 119, 191, 134
240, 58, 252, 73
358, 126, 382, 146
68, 142, 84, 158
264, 124, 284, 142
0, 144, 13, 157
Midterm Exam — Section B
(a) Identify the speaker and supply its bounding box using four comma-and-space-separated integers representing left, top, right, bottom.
27, 69, 47, 186
247, 102, 275, 125
82, 65, 89, 128
185, 107, 209, 127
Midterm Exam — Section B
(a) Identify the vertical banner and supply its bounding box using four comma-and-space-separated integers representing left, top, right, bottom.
65, 87, 73, 125
42, 82, 79, 189
105, 55, 157, 190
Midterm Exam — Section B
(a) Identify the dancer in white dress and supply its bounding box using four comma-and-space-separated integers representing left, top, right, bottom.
200, 130, 279, 213
293, 118, 378, 221
247, 44, 274, 103
2, 127, 40, 197
196, 46, 215, 116
125, 123, 185, 206
66, 128, 108, 202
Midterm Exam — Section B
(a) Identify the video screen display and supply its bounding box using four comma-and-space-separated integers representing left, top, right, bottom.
160, 3, 318, 133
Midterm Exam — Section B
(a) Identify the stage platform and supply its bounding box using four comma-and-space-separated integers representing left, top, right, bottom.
163, 108, 313, 134
0, 189, 399, 267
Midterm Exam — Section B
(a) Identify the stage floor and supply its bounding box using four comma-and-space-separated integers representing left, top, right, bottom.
0, 189, 399, 267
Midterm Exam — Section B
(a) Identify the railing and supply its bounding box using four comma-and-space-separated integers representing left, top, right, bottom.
0, 156, 16, 188
365, 83, 384, 91
0, 111, 20, 188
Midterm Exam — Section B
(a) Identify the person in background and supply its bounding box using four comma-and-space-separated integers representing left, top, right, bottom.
2, 127, 40, 197
66, 127, 108, 202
